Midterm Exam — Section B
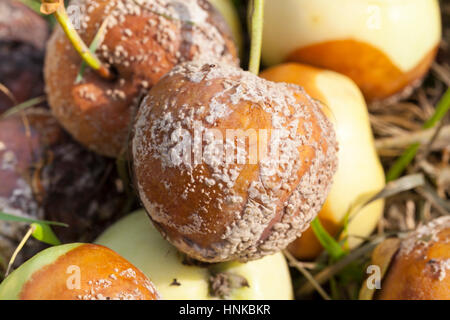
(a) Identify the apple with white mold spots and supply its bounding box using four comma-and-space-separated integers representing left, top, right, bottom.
129, 61, 338, 263
0, 243, 160, 300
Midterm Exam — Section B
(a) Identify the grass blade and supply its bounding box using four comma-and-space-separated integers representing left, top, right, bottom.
0, 96, 46, 119
386, 88, 450, 181
311, 218, 347, 261
0, 211, 68, 228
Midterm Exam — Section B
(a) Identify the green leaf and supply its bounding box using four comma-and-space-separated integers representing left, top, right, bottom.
31, 223, 61, 246
311, 218, 347, 261
0, 211, 69, 228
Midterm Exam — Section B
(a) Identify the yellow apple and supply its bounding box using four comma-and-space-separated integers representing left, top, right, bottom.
262, 0, 442, 103
261, 63, 385, 260
96, 210, 293, 300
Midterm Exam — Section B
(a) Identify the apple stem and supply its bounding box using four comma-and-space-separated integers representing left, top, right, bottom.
248, 0, 264, 75
44, 1, 114, 80
5, 225, 36, 277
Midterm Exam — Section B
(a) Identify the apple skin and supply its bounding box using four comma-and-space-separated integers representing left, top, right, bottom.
208, 0, 243, 54
261, 63, 385, 260
0, 243, 160, 300
261, 0, 441, 103
96, 210, 294, 300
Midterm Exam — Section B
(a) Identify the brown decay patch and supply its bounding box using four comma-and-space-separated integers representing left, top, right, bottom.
209, 271, 249, 299
287, 39, 439, 104
0, 110, 61, 263
20, 244, 159, 300
182, 254, 215, 268
170, 278, 181, 286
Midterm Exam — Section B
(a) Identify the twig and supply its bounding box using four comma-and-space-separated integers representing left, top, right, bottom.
5, 225, 36, 277
416, 186, 450, 215
432, 62, 450, 87
283, 250, 331, 300
296, 239, 384, 298
0, 83, 18, 105
375, 125, 450, 151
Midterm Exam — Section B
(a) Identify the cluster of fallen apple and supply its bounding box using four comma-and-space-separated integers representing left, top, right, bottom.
0, 0, 447, 300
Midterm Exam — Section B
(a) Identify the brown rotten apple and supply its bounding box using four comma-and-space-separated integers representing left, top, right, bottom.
0, 0, 49, 111
44, 0, 239, 157
0, 243, 160, 300
0, 108, 126, 265
131, 61, 338, 263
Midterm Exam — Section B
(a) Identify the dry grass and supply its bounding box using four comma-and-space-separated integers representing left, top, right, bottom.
372, 1, 450, 234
